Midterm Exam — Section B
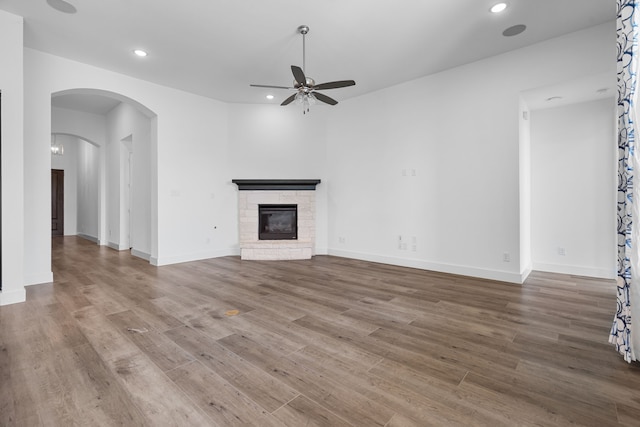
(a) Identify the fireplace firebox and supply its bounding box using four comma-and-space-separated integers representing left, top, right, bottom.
259, 205, 297, 240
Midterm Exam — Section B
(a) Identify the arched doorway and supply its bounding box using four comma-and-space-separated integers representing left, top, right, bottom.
51, 89, 158, 262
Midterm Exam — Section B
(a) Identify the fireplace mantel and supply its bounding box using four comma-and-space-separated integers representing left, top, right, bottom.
232, 179, 321, 191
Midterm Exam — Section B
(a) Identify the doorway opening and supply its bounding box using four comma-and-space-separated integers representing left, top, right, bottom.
51, 169, 64, 236
51, 88, 157, 264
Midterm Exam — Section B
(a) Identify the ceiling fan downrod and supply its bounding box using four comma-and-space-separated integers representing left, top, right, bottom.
298, 25, 309, 75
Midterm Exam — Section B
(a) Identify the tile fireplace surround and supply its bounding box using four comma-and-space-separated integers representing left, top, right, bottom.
232, 179, 321, 260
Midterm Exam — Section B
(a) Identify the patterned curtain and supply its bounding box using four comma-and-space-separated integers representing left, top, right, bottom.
611, 0, 639, 363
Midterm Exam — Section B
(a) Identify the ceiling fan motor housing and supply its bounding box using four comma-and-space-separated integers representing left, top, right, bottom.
294, 77, 315, 88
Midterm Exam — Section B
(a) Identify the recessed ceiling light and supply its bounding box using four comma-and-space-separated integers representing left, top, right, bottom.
597, 88, 609, 94
133, 49, 148, 57
503, 24, 526, 37
266, 95, 275, 100
46, 0, 77, 14
490, 3, 508, 13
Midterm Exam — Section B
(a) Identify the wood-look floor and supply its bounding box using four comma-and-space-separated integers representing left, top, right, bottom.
2, 237, 640, 426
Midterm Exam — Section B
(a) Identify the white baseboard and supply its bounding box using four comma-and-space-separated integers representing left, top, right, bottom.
532, 262, 616, 279
327, 248, 525, 284
107, 241, 130, 251
0, 287, 27, 306
520, 263, 533, 283
151, 246, 240, 267
131, 249, 151, 261
24, 271, 54, 286
77, 233, 99, 243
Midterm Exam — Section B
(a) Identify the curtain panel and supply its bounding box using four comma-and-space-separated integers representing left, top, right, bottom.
611, 0, 639, 363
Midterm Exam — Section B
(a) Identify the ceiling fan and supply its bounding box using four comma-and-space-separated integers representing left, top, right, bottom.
250, 25, 356, 114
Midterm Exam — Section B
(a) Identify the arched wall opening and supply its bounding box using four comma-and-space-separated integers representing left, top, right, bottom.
51, 88, 158, 262
50, 133, 100, 240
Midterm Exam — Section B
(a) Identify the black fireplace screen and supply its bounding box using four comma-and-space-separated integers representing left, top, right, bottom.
259, 204, 297, 240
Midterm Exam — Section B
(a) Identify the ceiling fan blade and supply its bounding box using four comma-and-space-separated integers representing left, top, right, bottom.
291, 65, 307, 86
313, 80, 356, 90
281, 93, 297, 106
313, 92, 338, 106
250, 84, 294, 89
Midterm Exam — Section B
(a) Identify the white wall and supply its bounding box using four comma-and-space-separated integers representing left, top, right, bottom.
152, 93, 230, 265
52, 106, 108, 147
0, 10, 25, 304
51, 135, 78, 236
77, 139, 100, 240
227, 104, 330, 253
326, 22, 616, 283
106, 102, 152, 257
530, 98, 616, 278
519, 99, 532, 279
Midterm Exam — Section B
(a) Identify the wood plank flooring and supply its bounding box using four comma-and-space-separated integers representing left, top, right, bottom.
2, 236, 640, 426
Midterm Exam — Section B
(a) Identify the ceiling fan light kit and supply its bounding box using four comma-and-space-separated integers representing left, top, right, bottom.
250, 25, 356, 114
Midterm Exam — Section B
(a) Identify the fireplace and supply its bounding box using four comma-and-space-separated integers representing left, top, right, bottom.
259, 204, 297, 240
232, 179, 321, 260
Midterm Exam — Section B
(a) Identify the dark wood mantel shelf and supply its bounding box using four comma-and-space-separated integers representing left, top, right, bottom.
232, 179, 321, 191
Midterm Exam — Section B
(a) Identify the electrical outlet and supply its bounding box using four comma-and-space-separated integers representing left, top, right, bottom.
503, 252, 511, 262
338, 237, 346, 244
558, 247, 566, 256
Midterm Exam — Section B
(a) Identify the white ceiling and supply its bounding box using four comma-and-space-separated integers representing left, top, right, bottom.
1, 0, 615, 108
522, 72, 616, 111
